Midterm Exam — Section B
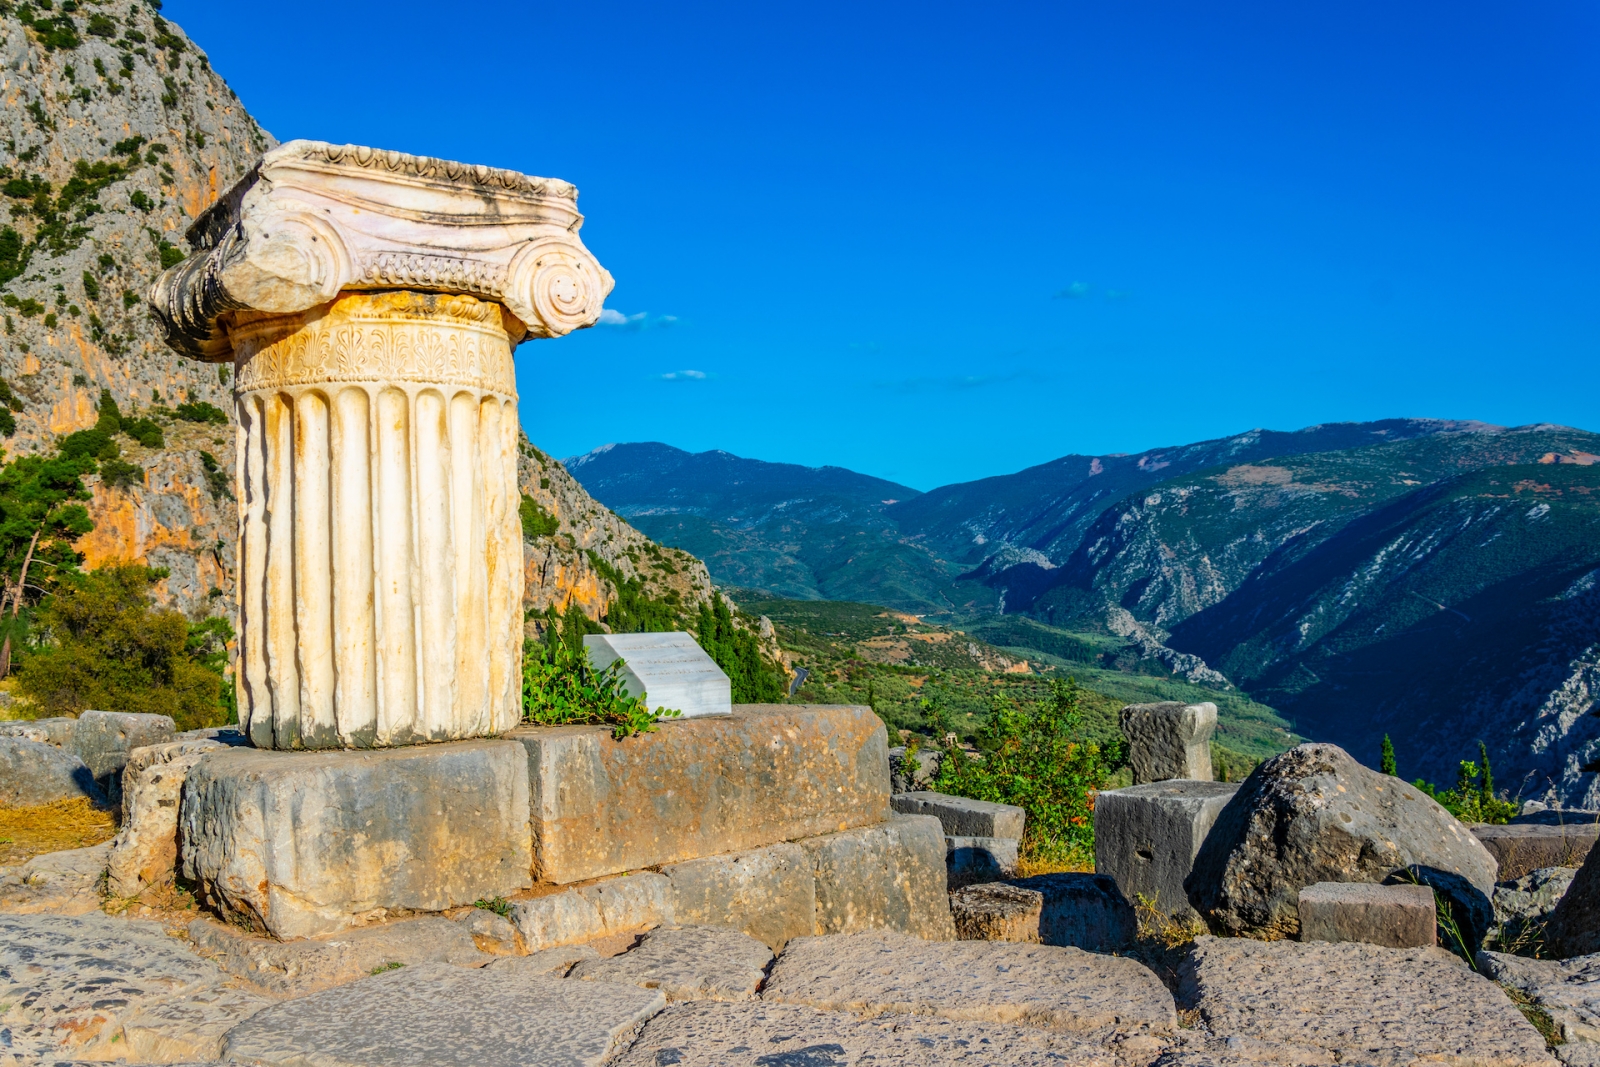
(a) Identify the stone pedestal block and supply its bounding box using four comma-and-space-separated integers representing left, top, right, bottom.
1120, 701, 1216, 784
180, 740, 532, 938
945, 836, 1020, 890
663, 842, 816, 952
891, 790, 1026, 839
1095, 779, 1238, 918
583, 632, 732, 719
509, 704, 889, 884
1297, 881, 1437, 948
69, 710, 175, 801
797, 814, 956, 941
1472, 821, 1600, 881
107, 739, 223, 896
950, 874, 1135, 952
511, 873, 674, 953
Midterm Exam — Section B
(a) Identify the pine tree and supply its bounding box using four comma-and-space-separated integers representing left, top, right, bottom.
1478, 740, 1494, 806
1380, 734, 1397, 776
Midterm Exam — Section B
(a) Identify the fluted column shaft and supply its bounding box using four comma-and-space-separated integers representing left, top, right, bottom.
230, 291, 523, 749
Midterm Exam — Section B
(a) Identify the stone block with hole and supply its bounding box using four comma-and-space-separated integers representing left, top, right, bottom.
891, 790, 1026, 839
1297, 881, 1436, 948
1095, 779, 1238, 919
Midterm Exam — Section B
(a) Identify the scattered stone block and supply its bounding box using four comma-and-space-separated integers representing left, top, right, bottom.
888, 743, 941, 793
1479, 949, 1600, 1049
612, 1001, 1131, 1067
486, 943, 601, 977
0, 736, 101, 806
663, 840, 815, 952
177, 724, 250, 745
1187, 743, 1498, 943
572, 924, 774, 1002
1474, 820, 1600, 881
1179, 935, 1556, 1067
180, 739, 532, 939
0, 912, 270, 1064
0, 716, 75, 746
1296, 881, 1436, 948
798, 813, 956, 941
950, 873, 1135, 952
764, 930, 1176, 1035
221, 960, 666, 1067
1120, 701, 1215, 784
892, 790, 1026, 838
106, 738, 222, 896
69, 709, 175, 801
584, 631, 732, 718
0, 842, 110, 915
1545, 835, 1600, 959
188, 914, 490, 996
946, 834, 1020, 889
1095, 779, 1238, 920
1493, 865, 1576, 950
511, 704, 889, 884
511, 871, 674, 952
456, 906, 521, 955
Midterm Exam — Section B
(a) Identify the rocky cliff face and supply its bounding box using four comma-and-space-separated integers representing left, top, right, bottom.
0, 4, 710, 628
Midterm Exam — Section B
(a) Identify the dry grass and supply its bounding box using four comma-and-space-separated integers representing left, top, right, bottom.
0, 796, 118, 866
1015, 850, 1095, 877
1500, 984, 1564, 1050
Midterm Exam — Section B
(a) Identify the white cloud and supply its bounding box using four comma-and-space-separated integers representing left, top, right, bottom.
597, 308, 679, 331
659, 369, 709, 381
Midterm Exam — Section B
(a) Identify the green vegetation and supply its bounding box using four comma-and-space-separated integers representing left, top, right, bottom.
695, 592, 784, 703
519, 494, 558, 539
521, 630, 678, 740
1381, 734, 1397, 776
588, 551, 680, 635
1410, 742, 1518, 825
473, 896, 511, 917
174, 400, 227, 424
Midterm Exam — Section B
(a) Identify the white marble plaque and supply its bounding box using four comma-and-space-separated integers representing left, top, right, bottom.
583, 633, 732, 719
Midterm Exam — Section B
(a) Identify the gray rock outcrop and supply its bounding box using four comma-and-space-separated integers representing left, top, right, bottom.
0, 736, 101, 806
1186, 743, 1498, 942
1492, 866, 1575, 952
1479, 949, 1600, 1051
1546, 836, 1600, 958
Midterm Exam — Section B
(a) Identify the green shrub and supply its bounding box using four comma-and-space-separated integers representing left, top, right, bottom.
1411, 742, 1518, 825
521, 634, 677, 739
174, 400, 227, 424
695, 592, 784, 703
97, 458, 143, 488
519, 494, 558, 539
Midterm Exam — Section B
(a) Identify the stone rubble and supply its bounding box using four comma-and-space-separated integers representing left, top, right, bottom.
1492, 866, 1576, 950
950, 874, 1135, 952
570, 924, 774, 1002
69, 710, 176, 803
1545, 836, 1600, 958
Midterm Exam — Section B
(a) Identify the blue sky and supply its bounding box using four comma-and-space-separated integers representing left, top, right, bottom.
169, 1, 1599, 491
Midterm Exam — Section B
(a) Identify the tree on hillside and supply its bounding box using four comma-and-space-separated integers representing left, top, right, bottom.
695, 592, 784, 704
0, 448, 97, 677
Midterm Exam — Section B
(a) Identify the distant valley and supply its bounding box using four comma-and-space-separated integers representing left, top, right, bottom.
568, 422, 1600, 803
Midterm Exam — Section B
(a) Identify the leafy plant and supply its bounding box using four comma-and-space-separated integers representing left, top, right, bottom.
174, 400, 226, 424
1411, 741, 1518, 825
694, 591, 784, 703
521, 634, 678, 740
519, 493, 558, 539
474, 896, 512, 917
97, 457, 143, 489
1380, 734, 1397, 776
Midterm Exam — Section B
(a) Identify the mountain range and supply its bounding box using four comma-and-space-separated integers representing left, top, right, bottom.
568, 423, 1600, 802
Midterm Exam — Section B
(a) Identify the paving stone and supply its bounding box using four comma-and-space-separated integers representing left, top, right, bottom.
511, 872, 674, 953
950, 874, 1135, 952
1474, 821, 1600, 881
946, 835, 1020, 890
891, 791, 1026, 839
1120, 701, 1215, 784
663, 840, 815, 952
1095, 780, 1238, 920
0, 737, 101, 807
187, 914, 489, 997
763, 930, 1176, 1036
1297, 881, 1436, 948
485, 944, 600, 977
572, 924, 773, 1002
107, 739, 223, 897
455, 906, 521, 955
0, 911, 270, 1064
1179, 934, 1556, 1067
611, 1001, 1143, 1067
69, 710, 176, 802
221, 960, 666, 1067
1480, 949, 1600, 1047
0, 843, 110, 916
799, 814, 957, 941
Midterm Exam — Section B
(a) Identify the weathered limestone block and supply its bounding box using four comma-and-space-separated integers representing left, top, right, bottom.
0, 716, 75, 746
891, 790, 1026, 839
511, 704, 889, 884
1479, 949, 1600, 1048
572, 925, 774, 1002
457, 906, 522, 955
221, 961, 664, 1067
1296, 881, 1436, 948
946, 835, 1020, 889
511, 872, 674, 952
1179, 935, 1556, 1067
583, 632, 732, 718
107, 738, 222, 897
1095, 780, 1238, 919
1120, 701, 1216, 784
798, 814, 956, 941
1474, 819, 1600, 881
487, 943, 601, 977
150, 141, 612, 751
889, 744, 942, 793
663, 841, 816, 952
69, 709, 175, 800
1493, 866, 1576, 949
180, 740, 532, 938
764, 930, 1177, 1036
1546, 836, 1600, 959
949, 874, 1135, 952
0, 736, 100, 807
0, 843, 111, 915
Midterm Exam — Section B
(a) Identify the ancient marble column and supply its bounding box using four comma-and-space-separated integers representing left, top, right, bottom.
149, 141, 611, 749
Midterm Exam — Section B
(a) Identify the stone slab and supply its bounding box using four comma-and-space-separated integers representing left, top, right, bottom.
950, 873, 1135, 952
1474, 821, 1600, 881
69, 709, 176, 801
107, 738, 223, 896
486, 944, 600, 977
946, 835, 1020, 889
572, 924, 774, 1002
0, 716, 76, 747
1179, 935, 1556, 1066
1297, 880, 1436, 948
0, 842, 110, 915
613, 1001, 1135, 1067
1547, 832, 1600, 958
180, 739, 532, 939
0, 912, 271, 1064
1480, 949, 1600, 1048
1095, 780, 1238, 920
221, 960, 666, 1067
663, 840, 815, 952
188, 914, 490, 997
798, 814, 956, 941
510, 704, 889, 884
511, 871, 674, 952
1120, 701, 1215, 784
0, 736, 101, 807
892, 790, 1026, 838
765, 930, 1176, 1036
583, 631, 732, 718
